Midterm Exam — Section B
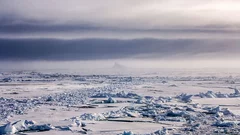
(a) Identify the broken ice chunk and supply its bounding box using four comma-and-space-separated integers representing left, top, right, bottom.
0, 122, 17, 134
28, 124, 54, 131
69, 119, 83, 127
105, 97, 117, 103
125, 111, 141, 118
80, 113, 106, 121
212, 121, 237, 127
0, 120, 53, 134
121, 131, 134, 135
234, 88, 240, 95
2, 78, 12, 82
154, 127, 168, 135
208, 106, 221, 114
176, 93, 192, 103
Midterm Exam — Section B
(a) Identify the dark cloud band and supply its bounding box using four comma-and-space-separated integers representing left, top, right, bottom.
0, 38, 239, 61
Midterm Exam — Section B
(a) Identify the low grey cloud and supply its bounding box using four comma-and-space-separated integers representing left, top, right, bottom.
0, 38, 239, 61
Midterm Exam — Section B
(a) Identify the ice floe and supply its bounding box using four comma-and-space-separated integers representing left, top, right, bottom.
0, 120, 54, 134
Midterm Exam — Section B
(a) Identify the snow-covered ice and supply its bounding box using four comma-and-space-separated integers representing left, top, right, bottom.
0, 70, 240, 134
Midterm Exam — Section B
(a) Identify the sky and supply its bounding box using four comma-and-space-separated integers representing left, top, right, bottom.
0, 0, 240, 68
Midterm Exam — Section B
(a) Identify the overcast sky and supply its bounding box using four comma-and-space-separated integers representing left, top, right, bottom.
0, 0, 240, 62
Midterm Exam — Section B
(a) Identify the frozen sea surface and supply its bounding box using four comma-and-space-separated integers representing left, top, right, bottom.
0, 68, 240, 134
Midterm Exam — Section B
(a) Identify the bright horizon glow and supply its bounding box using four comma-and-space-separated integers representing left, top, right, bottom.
1, 59, 240, 70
